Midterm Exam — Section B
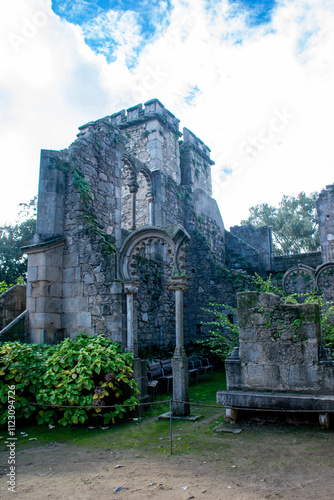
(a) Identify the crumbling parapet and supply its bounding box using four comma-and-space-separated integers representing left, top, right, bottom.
217, 291, 334, 425
180, 127, 214, 196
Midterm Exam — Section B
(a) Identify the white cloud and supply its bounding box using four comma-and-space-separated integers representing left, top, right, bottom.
1, 0, 334, 231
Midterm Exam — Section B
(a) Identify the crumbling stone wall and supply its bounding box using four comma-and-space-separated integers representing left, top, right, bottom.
229, 225, 274, 272
226, 291, 334, 394
225, 231, 260, 272
0, 285, 26, 331
274, 251, 322, 273
25, 99, 233, 348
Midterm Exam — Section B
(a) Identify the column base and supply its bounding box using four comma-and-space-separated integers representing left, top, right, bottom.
172, 352, 190, 417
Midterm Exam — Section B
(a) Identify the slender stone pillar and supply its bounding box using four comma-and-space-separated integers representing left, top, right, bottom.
168, 275, 190, 417
147, 193, 154, 225
129, 183, 139, 231
124, 281, 139, 356
123, 281, 149, 407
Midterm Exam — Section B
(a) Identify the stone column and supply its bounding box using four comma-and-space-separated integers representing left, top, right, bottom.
147, 193, 154, 225
124, 281, 139, 356
168, 275, 190, 417
129, 183, 139, 231
123, 281, 149, 407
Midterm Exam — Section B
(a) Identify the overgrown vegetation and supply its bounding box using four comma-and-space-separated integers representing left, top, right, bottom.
0, 198, 37, 285
49, 157, 116, 256
197, 304, 239, 361
199, 273, 334, 360
0, 335, 138, 427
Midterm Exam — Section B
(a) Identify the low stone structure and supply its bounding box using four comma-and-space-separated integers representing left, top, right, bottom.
217, 291, 334, 426
0, 285, 26, 331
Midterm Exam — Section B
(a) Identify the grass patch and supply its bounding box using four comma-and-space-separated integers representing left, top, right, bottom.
8, 371, 227, 457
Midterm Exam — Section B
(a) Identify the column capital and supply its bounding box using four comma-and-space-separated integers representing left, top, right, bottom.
124, 281, 139, 294
129, 182, 139, 194
168, 274, 188, 291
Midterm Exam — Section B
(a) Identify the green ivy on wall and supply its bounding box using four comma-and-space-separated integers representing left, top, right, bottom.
48, 157, 116, 256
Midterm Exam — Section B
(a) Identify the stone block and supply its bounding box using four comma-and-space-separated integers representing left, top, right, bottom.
49, 282, 63, 298
45, 297, 62, 314
30, 312, 50, 329
61, 313, 76, 328
63, 253, 79, 268
77, 312, 91, 328
36, 297, 48, 313
78, 297, 89, 312
49, 251, 63, 268
225, 360, 243, 390
27, 252, 45, 268
239, 342, 262, 363
285, 365, 320, 391
30, 328, 45, 344
63, 267, 75, 283
237, 292, 259, 310
62, 297, 78, 313
84, 273, 94, 284
27, 266, 38, 282
245, 364, 281, 391
38, 266, 61, 281
63, 283, 74, 298
50, 313, 61, 329
26, 297, 36, 313
258, 292, 281, 309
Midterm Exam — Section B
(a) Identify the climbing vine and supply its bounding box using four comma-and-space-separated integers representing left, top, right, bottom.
48, 158, 116, 255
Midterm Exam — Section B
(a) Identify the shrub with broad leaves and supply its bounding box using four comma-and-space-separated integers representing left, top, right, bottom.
0, 334, 139, 427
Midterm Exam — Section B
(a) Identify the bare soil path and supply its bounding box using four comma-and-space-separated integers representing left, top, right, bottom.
1, 419, 333, 500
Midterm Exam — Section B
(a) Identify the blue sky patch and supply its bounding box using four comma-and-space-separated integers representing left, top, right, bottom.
229, 0, 277, 26
52, 0, 277, 64
52, 0, 172, 64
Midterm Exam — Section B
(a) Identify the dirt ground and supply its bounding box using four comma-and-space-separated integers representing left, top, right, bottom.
1, 420, 334, 500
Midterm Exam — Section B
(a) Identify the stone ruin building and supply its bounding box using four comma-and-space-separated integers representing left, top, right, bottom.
1, 99, 334, 416
217, 290, 334, 427
217, 186, 334, 427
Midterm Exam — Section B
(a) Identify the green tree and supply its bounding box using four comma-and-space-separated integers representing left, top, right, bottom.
241, 192, 320, 255
0, 197, 37, 285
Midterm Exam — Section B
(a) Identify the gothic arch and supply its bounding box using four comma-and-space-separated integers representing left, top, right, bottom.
118, 225, 190, 281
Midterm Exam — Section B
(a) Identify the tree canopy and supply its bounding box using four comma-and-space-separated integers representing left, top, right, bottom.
0, 198, 37, 285
241, 192, 320, 255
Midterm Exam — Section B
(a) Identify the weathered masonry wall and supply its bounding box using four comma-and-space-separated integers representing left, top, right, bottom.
225, 231, 260, 272
229, 225, 274, 272
228, 224, 323, 274
25, 99, 232, 348
274, 251, 322, 273
25, 119, 126, 344
316, 184, 334, 262
0, 285, 26, 331
110, 99, 182, 183
225, 292, 334, 394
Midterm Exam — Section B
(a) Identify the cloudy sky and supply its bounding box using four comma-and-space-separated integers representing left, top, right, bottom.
1, 0, 333, 229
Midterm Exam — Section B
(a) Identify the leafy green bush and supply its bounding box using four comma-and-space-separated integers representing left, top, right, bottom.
197, 303, 239, 361
0, 342, 52, 425
0, 335, 139, 427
